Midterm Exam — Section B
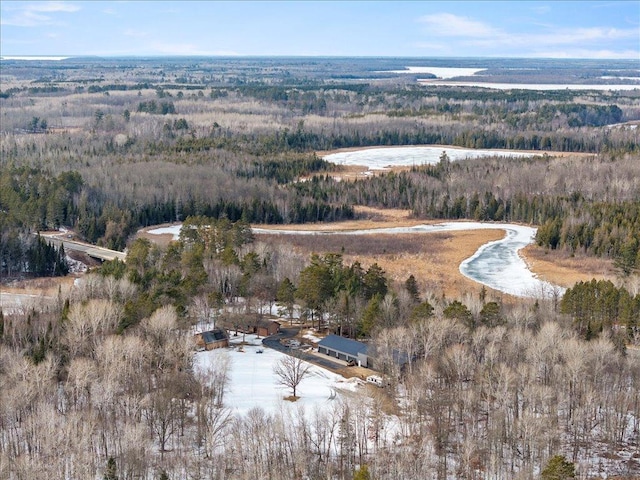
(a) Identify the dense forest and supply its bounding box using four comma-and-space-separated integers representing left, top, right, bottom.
1, 215, 639, 479
1, 57, 639, 479
2, 61, 639, 272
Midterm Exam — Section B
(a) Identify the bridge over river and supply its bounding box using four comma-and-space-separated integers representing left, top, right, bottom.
39, 233, 126, 262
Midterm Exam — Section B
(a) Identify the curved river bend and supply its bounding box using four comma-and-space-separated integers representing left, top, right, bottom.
150, 222, 564, 298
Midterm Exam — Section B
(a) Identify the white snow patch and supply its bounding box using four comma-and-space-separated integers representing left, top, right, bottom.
193, 334, 361, 417
301, 329, 324, 344
146, 224, 182, 237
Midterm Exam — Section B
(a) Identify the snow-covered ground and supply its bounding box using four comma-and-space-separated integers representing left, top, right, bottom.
321, 145, 535, 170
301, 329, 324, 344
193, 334, 362, 416
0, 292, 55, 314
147, 225, 183, 237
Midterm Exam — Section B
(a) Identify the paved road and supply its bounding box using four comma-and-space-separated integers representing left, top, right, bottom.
262, 327, 347, 372
39, 234, 126, 262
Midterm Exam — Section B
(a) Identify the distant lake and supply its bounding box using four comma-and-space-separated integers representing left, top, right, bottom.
322, 146, 537, 170
380, 66, 487, 79
418, 80, 640, 91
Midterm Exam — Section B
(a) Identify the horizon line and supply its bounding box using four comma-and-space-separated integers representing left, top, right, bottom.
2, 54, 640, 62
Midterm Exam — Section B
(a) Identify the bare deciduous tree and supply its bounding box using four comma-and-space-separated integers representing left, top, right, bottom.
273, 353, 312, 398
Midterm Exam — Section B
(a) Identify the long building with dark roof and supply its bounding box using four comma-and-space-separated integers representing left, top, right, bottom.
317, 334, 369, 367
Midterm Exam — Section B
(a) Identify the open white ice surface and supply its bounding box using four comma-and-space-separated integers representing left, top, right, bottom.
456, 223, 565, 298
193, 335, 360, 416
145, 225, 182, 236
322, 146, 535, 170
380, 66, 487, 78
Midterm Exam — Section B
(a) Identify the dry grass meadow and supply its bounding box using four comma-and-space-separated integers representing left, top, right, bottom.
6, 207, 614, 304
255, 207, 615, 300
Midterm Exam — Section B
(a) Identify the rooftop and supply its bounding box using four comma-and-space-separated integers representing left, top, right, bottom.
318, 334, 367, 357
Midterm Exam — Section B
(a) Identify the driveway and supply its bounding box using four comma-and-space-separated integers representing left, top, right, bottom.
262, 328, 347, 372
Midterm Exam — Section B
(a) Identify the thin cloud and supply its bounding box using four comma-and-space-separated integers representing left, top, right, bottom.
530, 49, 640, 59
28, 2, 80, 13
467, 27, 638, 48
1, 1, 80, 27
412, 41, 452, 53
416, 12, 639, 59
530, 5, 551, 14
123, 29, 149, 38
418, 13, 497, 38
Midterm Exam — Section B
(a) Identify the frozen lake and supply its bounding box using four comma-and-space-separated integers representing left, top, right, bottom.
322, 146, 536, 170
381, 66, 487, 78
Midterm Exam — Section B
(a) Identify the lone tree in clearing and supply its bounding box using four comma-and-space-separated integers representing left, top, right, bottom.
273, 352, 312, 399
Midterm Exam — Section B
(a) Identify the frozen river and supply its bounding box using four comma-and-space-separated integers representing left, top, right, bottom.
150, 222, 563, 298
149, 147, 563, 298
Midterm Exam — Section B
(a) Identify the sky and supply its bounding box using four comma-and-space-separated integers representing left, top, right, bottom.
1, 1, 638, 59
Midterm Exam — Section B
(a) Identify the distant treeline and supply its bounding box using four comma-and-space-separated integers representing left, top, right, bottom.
169, 120, 636, 155
292, 171, 640, 273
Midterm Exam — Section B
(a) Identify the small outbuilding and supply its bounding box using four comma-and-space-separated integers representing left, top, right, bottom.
255, 319, 281, 337
195, 328, 229, 351
318, 334, 369, 367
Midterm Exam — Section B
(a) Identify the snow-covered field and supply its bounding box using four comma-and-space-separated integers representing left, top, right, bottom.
321, 145, 535, 170
0, 292, 55, 314
193, 334, 362, 416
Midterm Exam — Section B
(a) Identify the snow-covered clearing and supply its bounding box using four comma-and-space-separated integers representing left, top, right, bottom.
193, 334, 362, 416
301, 329, 324, 344
0, 292, 55, 314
